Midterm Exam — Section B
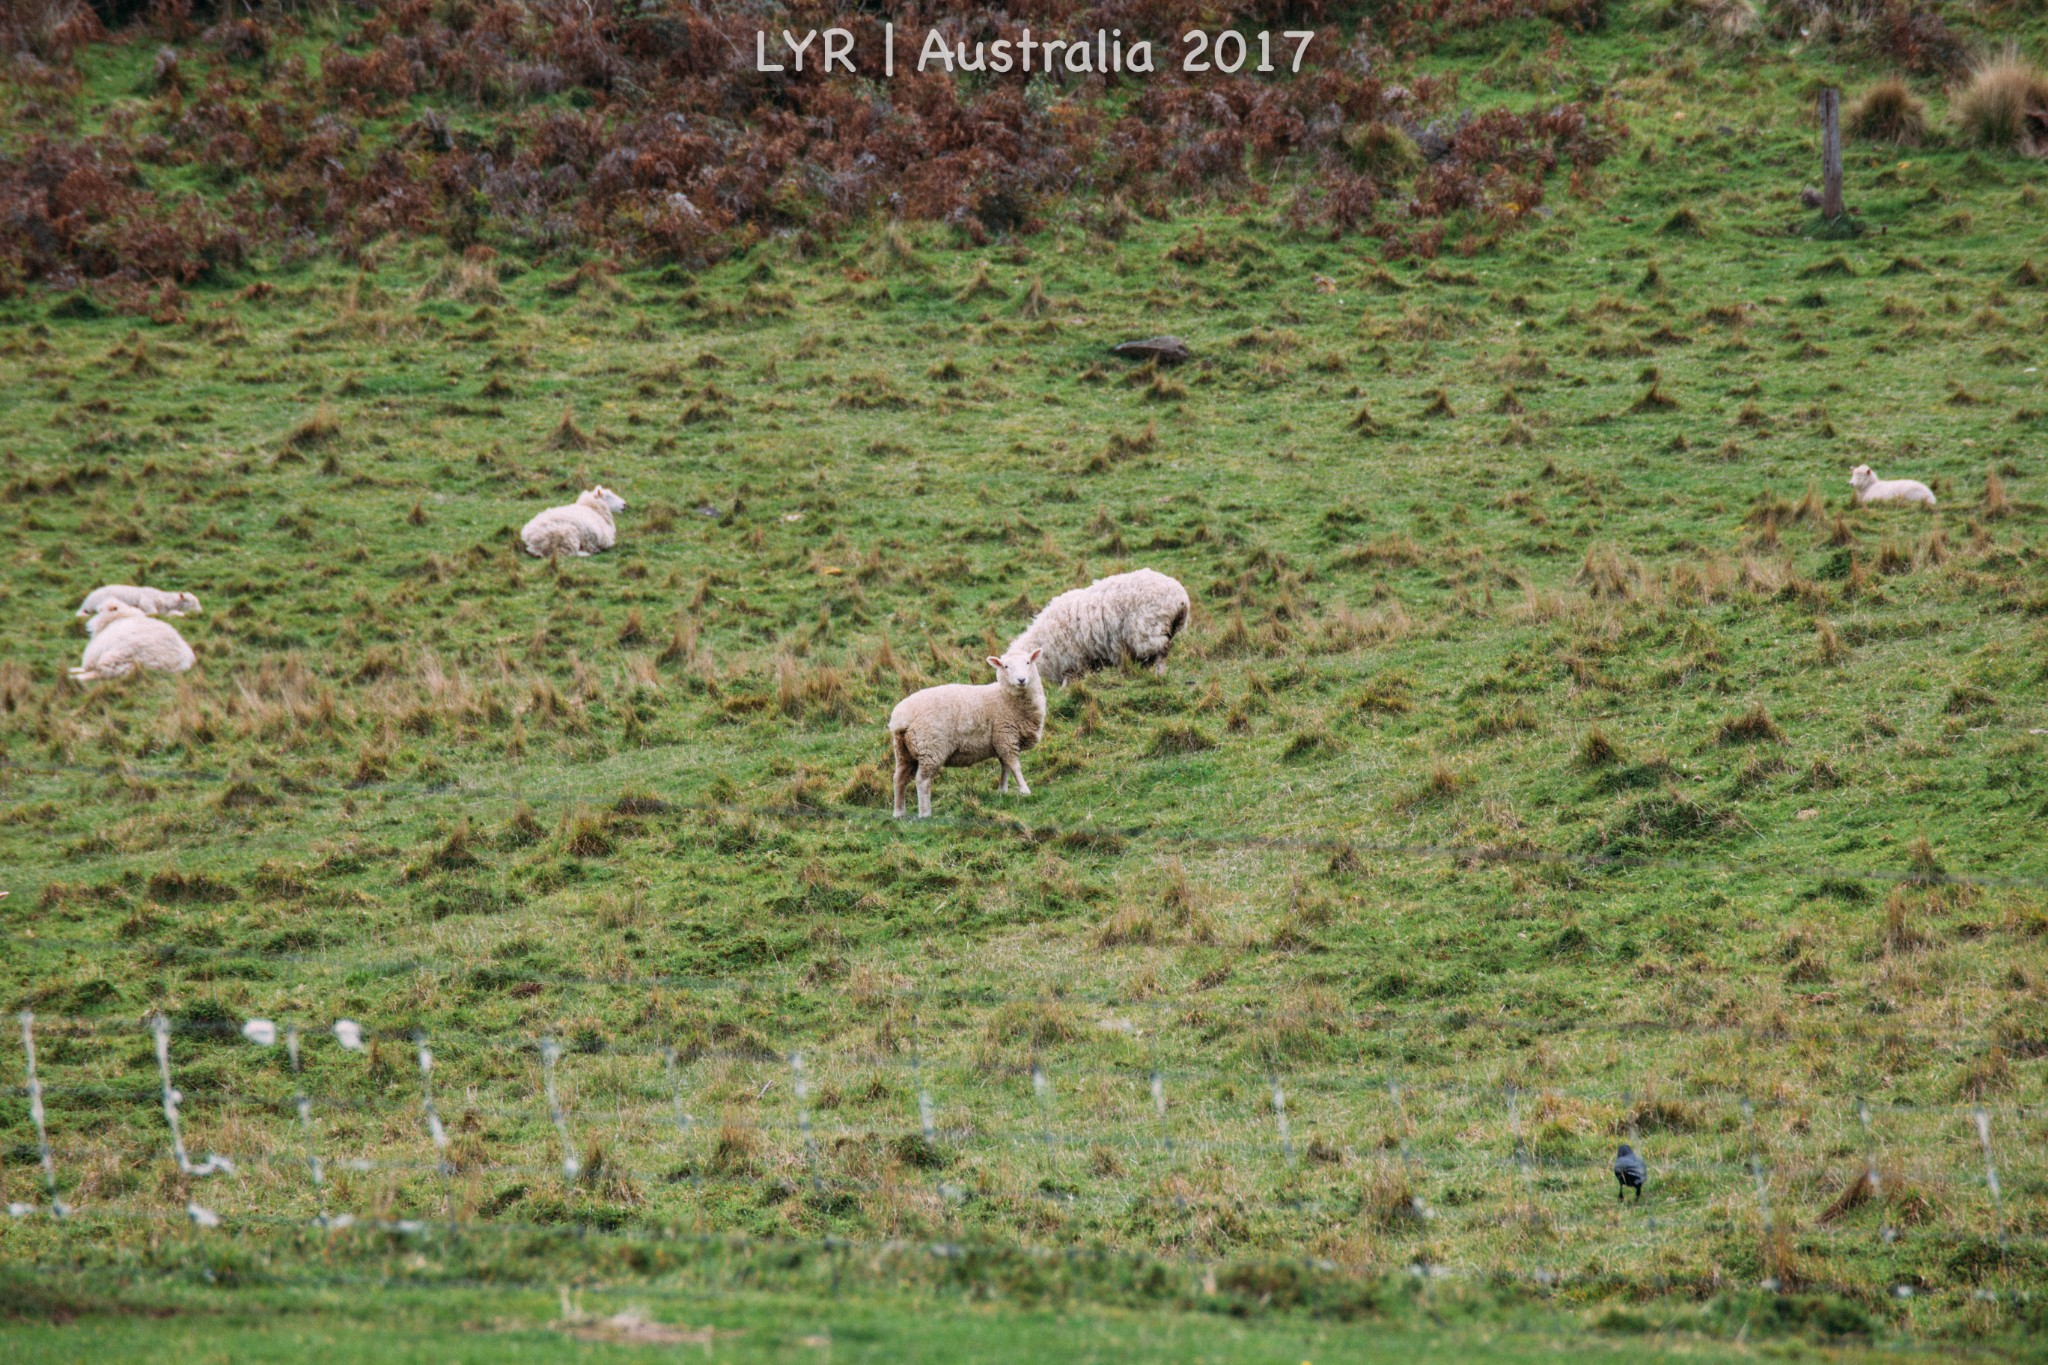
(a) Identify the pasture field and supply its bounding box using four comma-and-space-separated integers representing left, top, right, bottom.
4, 1273, 1923, 1365
4, 4, 2048, 1359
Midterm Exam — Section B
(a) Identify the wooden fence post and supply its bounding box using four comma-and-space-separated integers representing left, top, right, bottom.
1819, 87, 1844, 220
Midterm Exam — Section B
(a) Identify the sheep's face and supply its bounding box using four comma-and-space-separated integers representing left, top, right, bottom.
1849, 465, 1875, 491
173, 592, 201, 615
587, 485, 627, 514
986, 647, 1042, 691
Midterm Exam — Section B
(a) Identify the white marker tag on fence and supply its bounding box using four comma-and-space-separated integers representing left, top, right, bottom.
334, 1020, 365, 1051
242, 1019, 277, 1047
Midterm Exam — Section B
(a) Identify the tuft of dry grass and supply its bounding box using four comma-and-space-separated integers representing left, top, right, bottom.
840, 763, 889, 807
1847, 78, 1928, 145
1575, 546, 1642, 600
772, 656, 857, 723
281, 403, 341, 454
1819, 1167, 1937, 1225
1629, 381, 1679, 413
1096, 859, 1217, 947
1815, 618, 1847, 666
1018, 277, 1050, 319
559, 806, 613, 858
708, 1119, 762, 1175
421, 254, 505, 305
1906, 834, 1945, 880
1579, 727, 1620, 767
1359, 1161, 1427, 1230
1982, 468, 2010, 518
1952, 46, 2048, 155
1716, 703, 1785, 746
1146, 722, 1216, 757
1404, 760, 1468, 808
954, 261, 1005, 302
1881, 889, 1931, 953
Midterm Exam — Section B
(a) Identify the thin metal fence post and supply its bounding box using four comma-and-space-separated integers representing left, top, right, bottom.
16, 1012, 65, 1217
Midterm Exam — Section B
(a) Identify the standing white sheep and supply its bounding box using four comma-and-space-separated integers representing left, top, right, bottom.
70, 601, 196, 682
888, 647, 1045, 819
1849, 465, 1936, 508
520, 486, 627, 558
75, 585, 201, 627
1008, 568, 1191, 686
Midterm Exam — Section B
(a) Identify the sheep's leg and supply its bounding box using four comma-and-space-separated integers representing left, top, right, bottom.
892, 743, 912, 818
916, 763, 938, 818
1000, 751, 1030, 797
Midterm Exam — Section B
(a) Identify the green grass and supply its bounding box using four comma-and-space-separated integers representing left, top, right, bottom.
4, 6, 2048, 1359
0, 1255, 1968, 1363
0, 1279, 1907, 1365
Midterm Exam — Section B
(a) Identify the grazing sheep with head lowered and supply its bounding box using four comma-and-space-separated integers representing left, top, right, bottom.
70, 601, 196, 682
76, 585, 201, 630
1008, 568, 1191, 686
1849, 465, 1936, 508
521, 486, 627, 558
889, 647, 1045, 818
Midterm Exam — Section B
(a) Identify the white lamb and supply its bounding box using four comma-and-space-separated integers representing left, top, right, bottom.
888, 647, 1045, 819
1849, 465, 1936, 508
1008, 568, 1191, 686
70, 601, 196, 682
520, 486, 627, 558
75, 585, 201, 630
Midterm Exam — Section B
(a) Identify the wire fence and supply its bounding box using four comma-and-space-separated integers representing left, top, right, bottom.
6, 1007, 2040, 1305
6, 752, 2043, 1305
7, 1003, 2036, 1105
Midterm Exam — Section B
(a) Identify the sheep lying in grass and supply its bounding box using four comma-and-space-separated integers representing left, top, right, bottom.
1008, 568, 1191, 686
70, 601, 196, 682
76, 585, 201, 630
520, 485, 627, 558
889, 647, 1045, 818
1850, 465, 1936, 508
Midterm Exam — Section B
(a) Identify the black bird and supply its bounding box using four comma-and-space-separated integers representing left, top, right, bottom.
1613, 1144, 1647, 1202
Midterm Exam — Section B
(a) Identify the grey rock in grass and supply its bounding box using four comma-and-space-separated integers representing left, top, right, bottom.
1112, 336, 1191, 366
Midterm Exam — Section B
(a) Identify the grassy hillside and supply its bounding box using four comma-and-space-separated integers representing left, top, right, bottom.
3, 2, 2048, 1358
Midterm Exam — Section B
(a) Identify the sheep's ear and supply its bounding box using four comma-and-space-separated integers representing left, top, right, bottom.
986, 656, 1003, 671
1027, 649, 1041, 664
